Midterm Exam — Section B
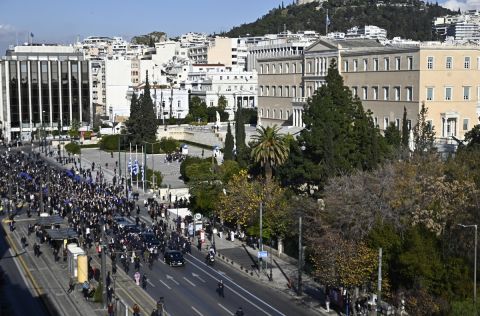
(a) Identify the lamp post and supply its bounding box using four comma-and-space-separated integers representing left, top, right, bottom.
143, 141, 161, 190
458, 223, 477, 307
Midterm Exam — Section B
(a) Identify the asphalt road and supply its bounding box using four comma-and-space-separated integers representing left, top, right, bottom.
18, 144, 315, 315
0, 218, 50, 316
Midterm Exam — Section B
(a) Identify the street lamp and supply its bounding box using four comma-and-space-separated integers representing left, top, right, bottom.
458, 223, 477, 307
143, 141, 161, 190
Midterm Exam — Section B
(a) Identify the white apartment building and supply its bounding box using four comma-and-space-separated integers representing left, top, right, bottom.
183, 64, 258, 119
346, 25, 388, 41
188, 37, 249, 70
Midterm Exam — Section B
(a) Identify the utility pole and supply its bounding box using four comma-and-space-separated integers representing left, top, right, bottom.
101, 223, 107, 308
259, 202, 263, 273
298, 216, 302, 296
377, 247, 383, 315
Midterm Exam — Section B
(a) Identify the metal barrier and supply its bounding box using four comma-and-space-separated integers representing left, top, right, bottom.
115, 297, 129, 316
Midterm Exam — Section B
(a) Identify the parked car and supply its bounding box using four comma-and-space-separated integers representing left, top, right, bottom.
163, 250, 185, 267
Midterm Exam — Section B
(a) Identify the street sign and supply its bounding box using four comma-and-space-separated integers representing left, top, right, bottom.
194, 213, 202, 220
257, 251, 268, 258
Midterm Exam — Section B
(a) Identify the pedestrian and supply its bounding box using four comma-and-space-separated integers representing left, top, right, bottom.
235, 307, 244, 316
107, 302, 114, 316
133, 303, 141, 316
67, 277, 75, 294
217, 280, 224, 298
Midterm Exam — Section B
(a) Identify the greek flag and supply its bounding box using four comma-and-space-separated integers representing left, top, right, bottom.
133, 159, 139, 176
140, 165, 145, 181
128, 158, 132, 173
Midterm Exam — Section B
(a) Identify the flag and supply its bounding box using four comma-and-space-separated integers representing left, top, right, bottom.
326, 15, 331, 27
30, 32, 34, 38
128, 158, 132, 173
133, 159, 139, 176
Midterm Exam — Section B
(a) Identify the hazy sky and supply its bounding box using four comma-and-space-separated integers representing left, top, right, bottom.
0, 0, 474, 54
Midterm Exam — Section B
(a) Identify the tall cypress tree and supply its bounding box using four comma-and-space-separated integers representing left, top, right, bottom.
126, 92, 141, 144
401, 106, 409, 148
224, 122, 234, 161
139, 71, 158, 143
235, 104, 247, 166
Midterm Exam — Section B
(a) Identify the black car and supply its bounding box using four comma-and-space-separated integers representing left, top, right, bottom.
141, 232, 160, 247
163, 250, 185, 267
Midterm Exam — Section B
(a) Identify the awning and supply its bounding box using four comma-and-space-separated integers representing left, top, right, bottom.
44, 228, 78, 240
36, 215, 64, 226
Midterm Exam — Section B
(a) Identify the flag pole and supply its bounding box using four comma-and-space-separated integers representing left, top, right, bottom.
142, 144, 145, 192
129, 142, 132, 197
326, 9, 329, 35
136, 145, 139, 190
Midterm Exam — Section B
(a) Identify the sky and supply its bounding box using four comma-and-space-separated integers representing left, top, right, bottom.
0, 0, 477, 54
0, 0, 287, 53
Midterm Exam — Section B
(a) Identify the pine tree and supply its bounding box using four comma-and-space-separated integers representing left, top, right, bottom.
224, 122, 234, 161
279, 59, 386, 191
401, 106, 409, 148
413, 102, 436, 154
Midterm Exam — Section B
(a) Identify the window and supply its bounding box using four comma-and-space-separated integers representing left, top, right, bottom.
465, 56, 471, 69
463, 118, 469, 130
292, 63, 296, 73
383, 87, 389, 100
272, 86, 276, 96
285, 63, 289, 74
427, 120, 433, 132
353, 59, 358, 72
272, 64, 276, 74
280, 110, 283, 119
446, 56, 452, 69
384, 117, 389, 129
426, 87, 434, 101
284, 86, 289, 97
374, 117, 378, 127
278, 86, 283, 97
384, 58, 390, 71
407, 56, 413, 70
373, 58, 379, 71
395, 118, 400, 128
278, 64, 282, 74
363, 59, 368, 71
395, 57, 401, 70
260, 86, 264, 96
352, 87, 358, 97
308, 62, 312, 73
445, 87, 452, 100
266, 86, 269, 96
373, 86, 378, 100
292, 86, 296, 98
266, 65, 269, 74
344, 60, 349, 72
427, 56, 434, 69
463, 86, 471, 100
394, 87, 400, 101
363, 87, 368, 100
406, 87, 413, 101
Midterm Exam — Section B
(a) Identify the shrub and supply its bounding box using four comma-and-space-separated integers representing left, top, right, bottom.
93, 282, 103, 303
99, 135, 120, 151
64, 142, 80, 155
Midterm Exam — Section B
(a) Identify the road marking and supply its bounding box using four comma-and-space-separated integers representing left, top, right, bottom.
159, 280, 171, 290
186, 256, 281, 316
192, 272, 206, 283
165, 274, 179, 285
217, 270, 233, 282
191, 306, 204, 316
183, 276, 196, 287
218, 303, 234, 315
147, 279, 156, 287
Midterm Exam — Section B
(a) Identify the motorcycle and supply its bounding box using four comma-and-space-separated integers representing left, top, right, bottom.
206, 253, 215, 266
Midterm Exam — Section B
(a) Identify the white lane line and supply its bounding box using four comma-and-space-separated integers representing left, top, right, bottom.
159, 280, 171, 290
186, 256, 281, 316
217, 270, 233, 282
218, 303, 234, 315
183, 276, 196, 287
147, 279, 156, 287
192, 272, 206, 283
166, 274, 179, 285
191, 306, 204, 316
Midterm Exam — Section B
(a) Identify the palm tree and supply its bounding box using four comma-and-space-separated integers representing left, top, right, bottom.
251, 125, 290, 181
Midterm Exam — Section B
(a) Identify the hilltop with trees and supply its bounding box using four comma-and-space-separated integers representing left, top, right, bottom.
225, 0, 455, 41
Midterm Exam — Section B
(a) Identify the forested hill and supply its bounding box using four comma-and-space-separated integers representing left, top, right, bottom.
225, 0, 456, 41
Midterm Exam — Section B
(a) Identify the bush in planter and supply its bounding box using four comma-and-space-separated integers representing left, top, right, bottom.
93, 282, 103, 303
99, 135, 120, 151
65, 142, 80, 155
83, 131, 92, 140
